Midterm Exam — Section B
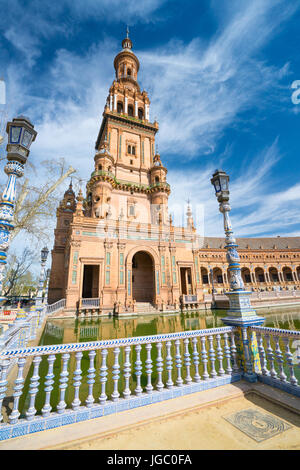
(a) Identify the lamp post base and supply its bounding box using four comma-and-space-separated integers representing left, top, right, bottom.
222, 290, 265, 326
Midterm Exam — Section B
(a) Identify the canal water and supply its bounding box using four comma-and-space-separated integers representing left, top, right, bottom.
18, 307, 300, 418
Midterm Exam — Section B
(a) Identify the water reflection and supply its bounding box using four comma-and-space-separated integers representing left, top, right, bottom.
18, 308, 300, 418
41, 311, 225, 346
41, 307, 300, 347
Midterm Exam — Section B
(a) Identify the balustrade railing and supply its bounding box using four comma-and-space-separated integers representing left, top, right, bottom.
0, 326, 241, 437
46, 299, 66, 315
80, 298, 100, 308
250, 326, 300, 395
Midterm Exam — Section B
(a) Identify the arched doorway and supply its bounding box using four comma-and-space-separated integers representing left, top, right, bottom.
132, 251, 154, 303
241, 267, 251, 285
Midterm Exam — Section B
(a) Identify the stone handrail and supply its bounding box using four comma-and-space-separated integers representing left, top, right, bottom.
0, 326, 241, 440
46, 299, 66, 314
80, 298, 100, 308
249, 325, 300, 395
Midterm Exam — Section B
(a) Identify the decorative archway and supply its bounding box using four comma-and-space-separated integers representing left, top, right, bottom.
132, 251, 154, 302
126, 247, 159, 304
282, 266, 293, 282
241, 267, 251, 284
255, 267, 265, 283
269, 266, 279, 283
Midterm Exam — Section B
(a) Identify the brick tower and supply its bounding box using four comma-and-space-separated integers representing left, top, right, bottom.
48, 32, 202, 314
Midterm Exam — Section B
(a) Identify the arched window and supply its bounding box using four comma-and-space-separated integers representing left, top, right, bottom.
155, 176, 159, 183
117, 102, 123, 113
98, 164, 102, 171
138, 108, 143, 120
128, 105, 134, 116
127, 68, 131, 76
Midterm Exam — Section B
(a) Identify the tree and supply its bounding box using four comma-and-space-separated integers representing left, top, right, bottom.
11, 158, 76, 242
2, 248, 38, 297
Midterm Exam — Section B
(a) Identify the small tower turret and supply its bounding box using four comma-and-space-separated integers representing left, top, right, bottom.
89, 137, 115, 219
186, 200, 195, 231
150, 151, 170, 224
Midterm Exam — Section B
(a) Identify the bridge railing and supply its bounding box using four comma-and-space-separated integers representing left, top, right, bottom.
0, 326, 241, 439
250, 326, 300, 396
80, 298, 100, 308
46, 299, 66, 315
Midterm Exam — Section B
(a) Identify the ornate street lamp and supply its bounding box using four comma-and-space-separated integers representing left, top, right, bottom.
0, 116, 37, 304
210, 169, 263, 326
43, 268, 51, 305
35, 246, 49, 306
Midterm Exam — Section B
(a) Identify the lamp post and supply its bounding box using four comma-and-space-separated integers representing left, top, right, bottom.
209, 267, 216, 308
35, 246, 49, 307
210, 169, 263, 326
0, 116, 37, 305
211, 169, 264, 382
43, 268, 51, 305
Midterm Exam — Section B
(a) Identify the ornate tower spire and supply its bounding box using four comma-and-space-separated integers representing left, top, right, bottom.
186, 199, 195, 230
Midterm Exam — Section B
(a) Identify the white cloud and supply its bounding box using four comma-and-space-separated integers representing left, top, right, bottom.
0, 0, 299, 258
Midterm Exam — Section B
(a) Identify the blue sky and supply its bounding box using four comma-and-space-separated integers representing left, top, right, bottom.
1, 0, 300, 263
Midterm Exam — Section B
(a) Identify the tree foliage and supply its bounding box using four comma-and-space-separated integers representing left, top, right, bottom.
12, 158, 76, 242
2, 248, 38, 297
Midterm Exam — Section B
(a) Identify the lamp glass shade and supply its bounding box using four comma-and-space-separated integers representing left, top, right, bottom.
10, 126, 22, 144
220, 174, 229, 191
21, 129, 33, 148
41, 247, 49, 262
213, 179, 221, 193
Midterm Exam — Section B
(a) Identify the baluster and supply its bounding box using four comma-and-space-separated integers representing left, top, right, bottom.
283, 337, 298, 386
26, 355, 42, 420
216, 334, 225, 376
208, 335, 217, 378
166, 341, 173, 389
9, 357, 26, 424
183, 338, 192, 384
99, 349, 108, 405
57, 353, 70, 414
86, 350, 96, 407
42, 354, 56, 417
111, 347, 120, 402
175, 339, 183, 386
145, 343, 153, 394
274, 336, 286, 382
123, 345, 131, 399
230, 331, 239, 373
200, 336, 209, 380
0, 359, 10, 423
223, 333, 232, 375
256, 332, 269, 376
156, 342, 164, 391
135, 344, 143, 396
191, 337, 200, 382
266, 334, 277, 379
72, 351, 83, 411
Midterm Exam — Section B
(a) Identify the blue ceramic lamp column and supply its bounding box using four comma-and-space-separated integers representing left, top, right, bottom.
0, 116, 37, 305
210, 169, 264, 327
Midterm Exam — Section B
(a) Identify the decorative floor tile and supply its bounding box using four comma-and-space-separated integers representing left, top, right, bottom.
224, 408, 292, 442
61, 413, 76, 425
0, 427, 11, 441
29, 420, 45, 433
76, 411, 90, 422
89, 406, 103, 419
11, 424, 29, 438
116, 401, 129, 412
